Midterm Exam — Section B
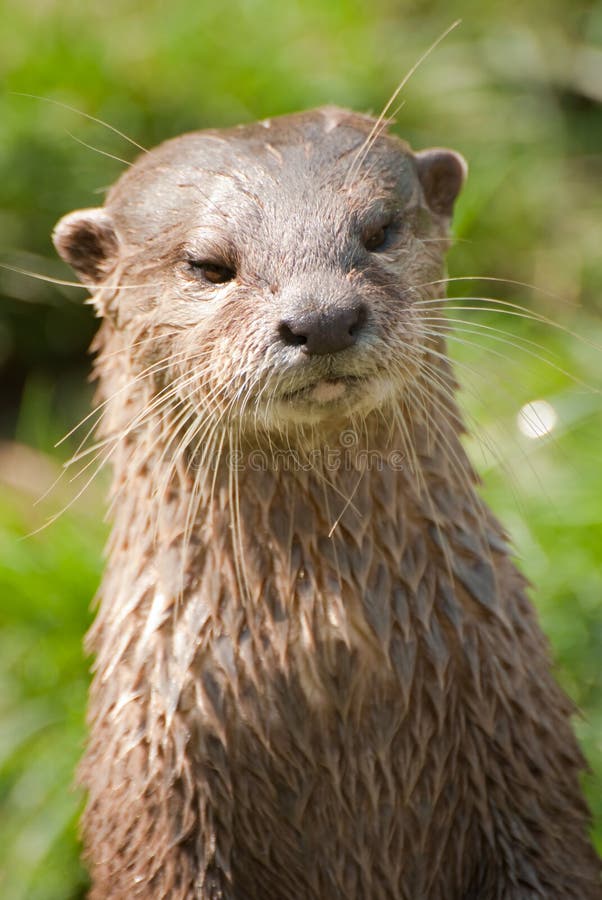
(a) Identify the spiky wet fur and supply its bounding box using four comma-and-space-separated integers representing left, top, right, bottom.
57, 109, 600, 898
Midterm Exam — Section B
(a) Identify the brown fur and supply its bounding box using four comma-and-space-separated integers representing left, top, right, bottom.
54, 107, 601, 898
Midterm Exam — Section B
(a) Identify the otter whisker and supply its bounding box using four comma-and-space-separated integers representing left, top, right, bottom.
176, 411, 226, 605
55, 341, 195, 449
63, 360, 203, 473
421, 322, 594, 390
97, 327, 186, 362
418, 315, 564, 362
414, 295, 602, 352
418, 366, 537, 532
65, 131, 133, 167
414, 274, 564, 301
0, 262, 169, 292
344, 19, 461, 187
327, 456, 368, 539
10, 91, 147, 152
416, 338, 556, 507
227, 423, 251, 610
57, 357, 232, 520
61, 353, 194, 465
421, 317, 565, 367
409, 371, 493, 541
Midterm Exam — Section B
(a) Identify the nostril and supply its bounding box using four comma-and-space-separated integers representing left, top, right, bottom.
279, 322, 307, 347
348, 305, 367, 338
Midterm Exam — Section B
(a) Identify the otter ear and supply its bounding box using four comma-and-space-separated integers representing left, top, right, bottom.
414, 149, 468, 218
53, 208, 119, 284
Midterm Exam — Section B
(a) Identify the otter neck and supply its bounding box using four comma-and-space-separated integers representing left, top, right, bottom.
102, 389, 477, 600
88, 334, 491, 722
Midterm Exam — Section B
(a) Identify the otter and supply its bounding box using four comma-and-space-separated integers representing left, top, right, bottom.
53, 107, 600, 899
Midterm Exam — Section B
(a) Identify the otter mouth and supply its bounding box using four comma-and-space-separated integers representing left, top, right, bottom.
280, 375, 367, 405
259, 365, 395, 428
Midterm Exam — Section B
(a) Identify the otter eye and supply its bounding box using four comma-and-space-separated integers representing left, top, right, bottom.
363, 224, 390, 253
187, 260, 236, 285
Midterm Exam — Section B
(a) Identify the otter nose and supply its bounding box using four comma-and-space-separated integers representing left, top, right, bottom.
278, 304, 366, 356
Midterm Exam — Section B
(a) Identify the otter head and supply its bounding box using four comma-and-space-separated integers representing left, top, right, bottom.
53, 107, 466, 446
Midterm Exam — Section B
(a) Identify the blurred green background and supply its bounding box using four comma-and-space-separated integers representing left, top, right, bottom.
1, 0, 601, 897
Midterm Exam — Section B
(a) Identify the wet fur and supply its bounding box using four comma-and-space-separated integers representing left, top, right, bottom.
54, 108, 601, 898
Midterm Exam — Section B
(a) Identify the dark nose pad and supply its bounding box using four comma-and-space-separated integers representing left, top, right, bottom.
278, 304, 367, 356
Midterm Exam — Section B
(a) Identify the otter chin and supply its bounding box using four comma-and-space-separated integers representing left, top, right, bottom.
52, 106, 600, 899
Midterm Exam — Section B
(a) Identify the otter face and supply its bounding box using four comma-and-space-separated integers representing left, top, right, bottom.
53, 107, 466, 439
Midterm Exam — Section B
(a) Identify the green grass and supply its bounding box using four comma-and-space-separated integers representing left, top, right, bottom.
453, 311, 602, 849
0, 476, 103, 899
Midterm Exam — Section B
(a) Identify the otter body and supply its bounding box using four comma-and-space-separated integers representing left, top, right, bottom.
54, 108, 600, 898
